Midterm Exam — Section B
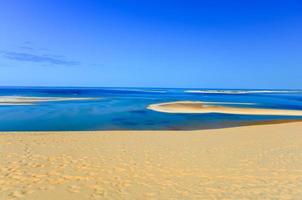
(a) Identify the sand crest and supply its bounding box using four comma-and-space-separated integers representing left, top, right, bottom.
147, 101, 302, 116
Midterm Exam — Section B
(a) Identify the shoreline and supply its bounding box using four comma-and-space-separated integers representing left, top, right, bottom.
1, 122, 302, 199
0, 119, 301, 134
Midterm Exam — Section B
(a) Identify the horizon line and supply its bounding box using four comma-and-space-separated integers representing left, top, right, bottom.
0, 85, 301, 91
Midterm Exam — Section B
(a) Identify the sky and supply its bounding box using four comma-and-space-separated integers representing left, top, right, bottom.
0, 0, 301, 89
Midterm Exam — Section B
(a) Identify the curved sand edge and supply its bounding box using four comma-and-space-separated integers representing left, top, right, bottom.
147, 101, 302, 116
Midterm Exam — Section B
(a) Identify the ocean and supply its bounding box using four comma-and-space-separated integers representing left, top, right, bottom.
0, 86, 302, 131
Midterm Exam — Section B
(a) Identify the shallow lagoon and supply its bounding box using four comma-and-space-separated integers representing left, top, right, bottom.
0, 87, 302, 131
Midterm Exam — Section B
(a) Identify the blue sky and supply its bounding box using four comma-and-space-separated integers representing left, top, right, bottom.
0, 0, 301, 89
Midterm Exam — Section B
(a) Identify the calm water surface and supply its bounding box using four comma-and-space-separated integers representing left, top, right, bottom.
0, 87, 302, 131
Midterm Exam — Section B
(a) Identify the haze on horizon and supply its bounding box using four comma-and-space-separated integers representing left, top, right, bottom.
0, 0, 301, 89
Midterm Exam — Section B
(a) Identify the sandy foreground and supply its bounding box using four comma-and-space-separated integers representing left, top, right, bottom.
148, 101, 302, 116
1, 123, 302, 200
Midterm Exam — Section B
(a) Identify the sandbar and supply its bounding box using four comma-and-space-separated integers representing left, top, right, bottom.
0, 96, 99, 105
148, 101, 302, 116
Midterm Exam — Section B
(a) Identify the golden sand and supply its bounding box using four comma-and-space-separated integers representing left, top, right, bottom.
147, 101, 302, 116
1, 122, 302, 199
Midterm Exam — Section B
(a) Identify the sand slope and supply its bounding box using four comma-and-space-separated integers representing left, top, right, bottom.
1, 122, 302, 199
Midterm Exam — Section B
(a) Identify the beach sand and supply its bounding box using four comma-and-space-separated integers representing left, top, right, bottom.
1, 122, 302, 199
148, 101, 302, 116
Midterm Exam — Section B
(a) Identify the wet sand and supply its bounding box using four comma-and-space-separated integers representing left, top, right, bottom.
1, 122, 302, 199
148, 101, 302, 116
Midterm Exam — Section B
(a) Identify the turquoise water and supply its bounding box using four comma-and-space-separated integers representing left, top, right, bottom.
0, 87, 302, 131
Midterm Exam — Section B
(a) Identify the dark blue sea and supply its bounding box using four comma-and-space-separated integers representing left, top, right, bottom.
0, 87, 302, 131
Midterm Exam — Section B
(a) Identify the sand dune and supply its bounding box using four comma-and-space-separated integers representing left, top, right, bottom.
148, 101, 302, 116
1, 122, 302, 199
